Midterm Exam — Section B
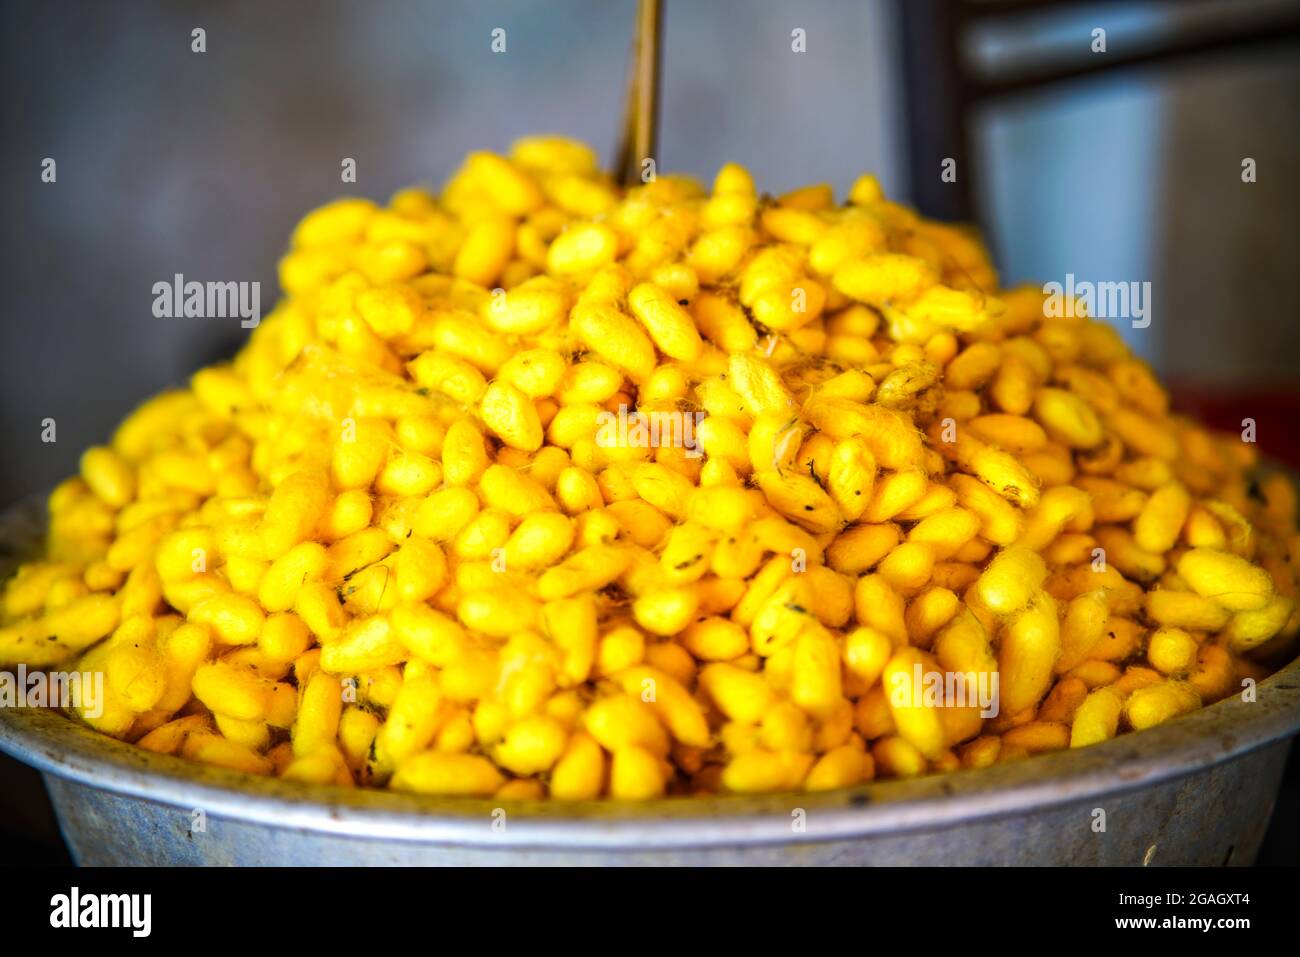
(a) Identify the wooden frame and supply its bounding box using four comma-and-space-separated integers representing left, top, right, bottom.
896, 0, 1300, 223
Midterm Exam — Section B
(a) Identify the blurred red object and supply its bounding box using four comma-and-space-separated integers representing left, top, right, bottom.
1168, 381, 1300, 473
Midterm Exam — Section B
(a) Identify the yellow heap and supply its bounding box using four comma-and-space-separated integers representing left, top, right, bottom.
2, 137, 1296, 798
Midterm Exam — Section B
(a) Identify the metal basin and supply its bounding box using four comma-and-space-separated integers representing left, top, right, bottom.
1, 498, 1297, 865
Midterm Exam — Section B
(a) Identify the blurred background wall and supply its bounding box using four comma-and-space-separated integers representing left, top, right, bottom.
0, 0, 1297, 862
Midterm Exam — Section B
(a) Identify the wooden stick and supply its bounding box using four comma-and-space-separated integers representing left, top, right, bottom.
616, 0, 663, 188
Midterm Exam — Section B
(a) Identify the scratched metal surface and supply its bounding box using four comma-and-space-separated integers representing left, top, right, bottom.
31, 738, 1288, 865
